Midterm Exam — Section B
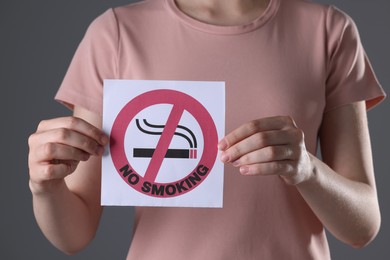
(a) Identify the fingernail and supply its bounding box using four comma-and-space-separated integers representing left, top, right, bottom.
96, 146, 105, 155
220, 153, 229, 163
232, 160, 240, 167
218, 139, 227, 150
240, 166, 249, 175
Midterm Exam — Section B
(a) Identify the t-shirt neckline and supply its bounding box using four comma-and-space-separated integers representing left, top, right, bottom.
165, 0, 280, 35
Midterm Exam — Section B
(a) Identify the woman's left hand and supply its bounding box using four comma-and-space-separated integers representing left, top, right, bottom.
218, 116, 314, 185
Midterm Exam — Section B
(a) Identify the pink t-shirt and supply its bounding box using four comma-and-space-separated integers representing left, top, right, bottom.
56, 0, 385, 259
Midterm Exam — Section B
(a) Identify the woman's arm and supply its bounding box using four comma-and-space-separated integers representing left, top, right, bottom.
29, 106, 107, 255
296, 101, 380, 247
219, 101, 381, 248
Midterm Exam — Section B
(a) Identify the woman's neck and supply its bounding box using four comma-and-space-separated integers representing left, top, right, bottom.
174, 0, 271, 26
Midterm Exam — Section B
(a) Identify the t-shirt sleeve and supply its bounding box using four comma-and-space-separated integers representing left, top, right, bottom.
55, 8, 119, 115
324, 6, 386, 112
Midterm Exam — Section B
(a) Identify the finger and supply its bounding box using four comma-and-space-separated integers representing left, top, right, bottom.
35, 160, 80, 182
218, 116, 295, 151
239, 161, 296, 176
220, 129, 294, 163
33, 142, 91, 163
37, 117, 108, 146
232, 145, 298, 166
31, 128, 105, 156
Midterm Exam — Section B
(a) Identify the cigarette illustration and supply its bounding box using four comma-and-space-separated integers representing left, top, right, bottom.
133, 119, 198, 159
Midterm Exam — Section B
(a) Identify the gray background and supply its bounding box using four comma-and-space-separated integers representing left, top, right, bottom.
0, 0, 388, 259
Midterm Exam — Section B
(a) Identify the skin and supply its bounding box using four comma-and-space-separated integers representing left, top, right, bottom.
28, 108, 107, 254
28, 0, 381, 254
175, 0, 270, 26
218, 102, 380, 248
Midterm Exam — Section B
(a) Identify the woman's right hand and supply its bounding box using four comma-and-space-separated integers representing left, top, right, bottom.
28, 116, 109, 195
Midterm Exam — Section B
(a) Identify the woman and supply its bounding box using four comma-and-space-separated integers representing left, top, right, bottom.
28, 0, 385, 259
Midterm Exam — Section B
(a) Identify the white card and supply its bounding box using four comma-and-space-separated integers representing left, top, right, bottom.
102, 80, 225, 208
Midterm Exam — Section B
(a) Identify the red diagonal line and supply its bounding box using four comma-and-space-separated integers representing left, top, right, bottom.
144, 105, 185, 182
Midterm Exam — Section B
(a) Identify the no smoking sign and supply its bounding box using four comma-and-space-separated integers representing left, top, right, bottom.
102, 80, 225, 208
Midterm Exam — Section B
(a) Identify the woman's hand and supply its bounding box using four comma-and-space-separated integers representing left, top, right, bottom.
218, 116, 314, 185
28, 116, 109, 194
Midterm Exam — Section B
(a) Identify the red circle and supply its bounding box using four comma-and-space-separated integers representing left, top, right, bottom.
110, 89, 218, 198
